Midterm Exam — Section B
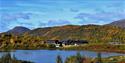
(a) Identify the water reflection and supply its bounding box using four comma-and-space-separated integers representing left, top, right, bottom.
0, 50, 125, 63
0, 52, 33, 63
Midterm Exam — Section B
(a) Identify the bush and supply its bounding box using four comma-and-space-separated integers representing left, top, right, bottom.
47, 44, 56, 48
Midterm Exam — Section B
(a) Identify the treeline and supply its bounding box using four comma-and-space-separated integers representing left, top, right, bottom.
0, 33, 56, 50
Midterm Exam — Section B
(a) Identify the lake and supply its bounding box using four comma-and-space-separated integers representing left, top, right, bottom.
0, 50, 125, 63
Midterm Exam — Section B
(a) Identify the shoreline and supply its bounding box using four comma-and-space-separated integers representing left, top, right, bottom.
0, 44, 125, 54
0, 48, 125, 54
61, 48, 125, 54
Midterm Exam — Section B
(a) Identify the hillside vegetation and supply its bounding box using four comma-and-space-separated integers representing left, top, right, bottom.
0, 25, 125, 50
27, 25, 125, 43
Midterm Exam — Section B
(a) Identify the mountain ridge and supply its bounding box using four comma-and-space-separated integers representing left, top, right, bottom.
6, 26, 30, 35
2, 19, 125, 35
0, 19, 125, 43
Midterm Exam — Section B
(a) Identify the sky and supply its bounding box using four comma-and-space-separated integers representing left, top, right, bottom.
0, 0, 125, 32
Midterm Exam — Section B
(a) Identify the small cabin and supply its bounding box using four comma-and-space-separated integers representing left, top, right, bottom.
45, 40, 62, 47
45, 40, 59, 44
60, 39, 88, 46
75, 40, 88, 45
45, 39, 88, 47
109, 42, 124, 45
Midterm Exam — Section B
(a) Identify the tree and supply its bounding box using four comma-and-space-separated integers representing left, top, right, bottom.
76, 52, 83, 63
56, 55, 63, 63
97, 52, 102, 63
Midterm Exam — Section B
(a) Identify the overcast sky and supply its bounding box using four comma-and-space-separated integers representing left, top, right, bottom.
0, 0, 125, 32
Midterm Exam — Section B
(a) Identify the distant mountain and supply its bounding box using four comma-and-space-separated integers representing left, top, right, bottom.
108, 19, 125, 28
1, 24, 125, 43
1, 19, 125, 43
7, 26, 30, 35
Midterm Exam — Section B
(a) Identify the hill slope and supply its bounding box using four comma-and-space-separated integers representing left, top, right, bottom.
25, 25, 125, 43
1, 24, 125, 43
108, 19, 125, 28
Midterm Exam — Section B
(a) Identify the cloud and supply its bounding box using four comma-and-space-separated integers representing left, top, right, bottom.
1, 13, 32, 21
73, 0, 125, 25
47, 19, 71, 26
70, 8, 79, 12
75, 7, 125, 25
0, 21, 9, 32
0, 0, 125, 32
18, 22, 33, 26
38, 22, 46, 27
0, 12, 32, 32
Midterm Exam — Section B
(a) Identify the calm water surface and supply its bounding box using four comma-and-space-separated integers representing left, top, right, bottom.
0, 50, 125, 63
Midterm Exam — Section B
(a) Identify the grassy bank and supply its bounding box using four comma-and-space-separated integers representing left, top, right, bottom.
61, 44, 125, 53
0, 43, 125, 53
